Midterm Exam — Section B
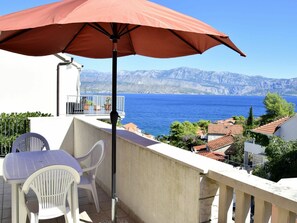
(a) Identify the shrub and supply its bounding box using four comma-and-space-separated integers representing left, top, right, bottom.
0, 112, 51, 156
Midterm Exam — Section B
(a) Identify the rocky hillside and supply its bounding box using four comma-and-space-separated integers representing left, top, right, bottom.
80, 67, 297, 96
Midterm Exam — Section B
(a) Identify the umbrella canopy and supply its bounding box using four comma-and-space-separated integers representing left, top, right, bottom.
0, 0, 245, 57
0, 0, 245, 221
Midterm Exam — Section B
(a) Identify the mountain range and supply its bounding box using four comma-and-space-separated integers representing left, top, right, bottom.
80, 67, 297, 96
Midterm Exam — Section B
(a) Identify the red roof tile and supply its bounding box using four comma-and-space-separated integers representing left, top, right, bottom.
252, 117, 290, 135
216, 118, 236, 125
208, 135, 234, 151
123, 122, 139, 132
198, 151, 226, 161
208, 123, 243, 135
192, 144, 207, 151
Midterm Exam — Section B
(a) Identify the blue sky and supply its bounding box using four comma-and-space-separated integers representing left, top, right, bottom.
1, 0, 297, 78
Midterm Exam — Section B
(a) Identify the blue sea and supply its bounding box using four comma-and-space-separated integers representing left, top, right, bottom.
120, 94, 297, 136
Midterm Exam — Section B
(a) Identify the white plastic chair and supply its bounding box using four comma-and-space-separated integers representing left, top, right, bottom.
76, 140, 105, 212
20, 165, 80, 223
12, 132, 50, 153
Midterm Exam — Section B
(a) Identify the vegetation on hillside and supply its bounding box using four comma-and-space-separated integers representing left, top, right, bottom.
253, 137, 297, 182
156, 92, 296, 178
0, 112, 51, 156
156, 120, 210, 150
260, 92, 295, 125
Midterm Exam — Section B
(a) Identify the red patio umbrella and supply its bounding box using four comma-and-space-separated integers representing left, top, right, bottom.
0, 0, 245, 221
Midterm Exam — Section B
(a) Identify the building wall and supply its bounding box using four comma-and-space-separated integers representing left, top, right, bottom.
215, 145, 231, 153
208, 134, 225, 142
275, 115, 297, 141
29, 116, 74, 152
0, 50, 81, 116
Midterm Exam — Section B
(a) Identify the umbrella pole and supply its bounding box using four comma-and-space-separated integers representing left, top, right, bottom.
111, 39, 119, 223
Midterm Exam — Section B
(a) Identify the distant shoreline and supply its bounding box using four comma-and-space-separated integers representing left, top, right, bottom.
80, 67, 297, 96
120, 94, 297, 136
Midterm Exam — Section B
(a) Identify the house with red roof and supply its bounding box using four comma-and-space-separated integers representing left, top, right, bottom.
123, 123, 140, 133
192, 134, 236, 162
216, 117, 236, 125
194, 118, 243, 162
207, 123, 243, 141
251, 116, 296, 141
123, 122, 154, 139
197, 151, 226, 162
244, 115, 297, 169
251, 117, 289, 136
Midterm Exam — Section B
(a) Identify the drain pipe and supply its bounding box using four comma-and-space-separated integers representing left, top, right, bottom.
57, 58, 73, 116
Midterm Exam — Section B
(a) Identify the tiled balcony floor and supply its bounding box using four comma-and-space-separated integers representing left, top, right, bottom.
0, 176, 137, 223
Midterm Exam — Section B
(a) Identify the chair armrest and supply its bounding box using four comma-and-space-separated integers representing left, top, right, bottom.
81, 165, 97, 173
75, 153, 89, 163
76, 156, 97, 173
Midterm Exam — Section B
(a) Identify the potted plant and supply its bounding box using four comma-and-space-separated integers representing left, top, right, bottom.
104, 97, 111, 111
94, 104, 101, 111
84, 100, 93, 110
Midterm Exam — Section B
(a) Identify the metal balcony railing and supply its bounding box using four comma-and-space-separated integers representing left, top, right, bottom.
0, 116, 29, 156
66, 95, 125, 116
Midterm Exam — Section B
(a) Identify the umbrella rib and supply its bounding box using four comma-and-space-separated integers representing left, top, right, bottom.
89, 23, 112, 38
118, 24, 129, 36
0, 29, 31, 44
168, 29, 202, 54
119, 25, 141, 38
62, 24, 88, 53
207, 34, 246, 57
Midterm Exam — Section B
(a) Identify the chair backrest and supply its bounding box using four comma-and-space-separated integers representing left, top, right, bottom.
12, 132, 50, 153
22, 165, 80, 218
82, 140, 105, 179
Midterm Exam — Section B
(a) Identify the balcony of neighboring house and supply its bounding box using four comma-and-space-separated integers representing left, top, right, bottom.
244, 141, 267, 170
66, 94, 125, 118
1, 116, 297, 222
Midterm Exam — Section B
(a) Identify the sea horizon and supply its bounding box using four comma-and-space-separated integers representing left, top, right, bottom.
117, 94, 297, 136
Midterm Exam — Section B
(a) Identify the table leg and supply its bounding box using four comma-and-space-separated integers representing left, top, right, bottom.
11, 184, 18, 223
18, 185, 27, 223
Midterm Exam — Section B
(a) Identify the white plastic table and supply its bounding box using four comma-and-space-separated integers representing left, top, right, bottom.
3, 150, 82, 223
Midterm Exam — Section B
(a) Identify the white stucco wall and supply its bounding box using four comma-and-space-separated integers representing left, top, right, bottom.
244, 141, 265, 154
215, 145, 231, 153
275, 115, 297, 141
29, 116, 74, 153
0, 50, 81, 116
208, 134, 224, 142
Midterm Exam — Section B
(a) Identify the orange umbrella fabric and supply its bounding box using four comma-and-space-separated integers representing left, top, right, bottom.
0, 0, 245, 58
0, 0, 245, 221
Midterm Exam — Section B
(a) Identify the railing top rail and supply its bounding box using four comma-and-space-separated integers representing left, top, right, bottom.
208, 168, 297, 213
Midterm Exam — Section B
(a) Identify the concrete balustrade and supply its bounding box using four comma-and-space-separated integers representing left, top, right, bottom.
30, 116, 297, 223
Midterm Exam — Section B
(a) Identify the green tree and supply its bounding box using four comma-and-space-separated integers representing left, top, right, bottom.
228, 135, 248, 166
157, 120, 209, 150
196, 119, 210, 131
246, 106, 254, 127
233, 115, 245, 125
253, 137, 297, 182
168, 121, 199, 149
261, 92, 295, 124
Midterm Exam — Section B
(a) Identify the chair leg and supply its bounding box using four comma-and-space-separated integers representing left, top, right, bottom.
31, 212, 38, 223
86, 189, 93, 202
65, 212, 71, 223
91, 182, 100, 212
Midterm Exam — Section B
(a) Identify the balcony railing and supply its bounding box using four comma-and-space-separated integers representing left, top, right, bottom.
66, 94, 125, 116
0, 115, 29, 156
12, 116, 297, 222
